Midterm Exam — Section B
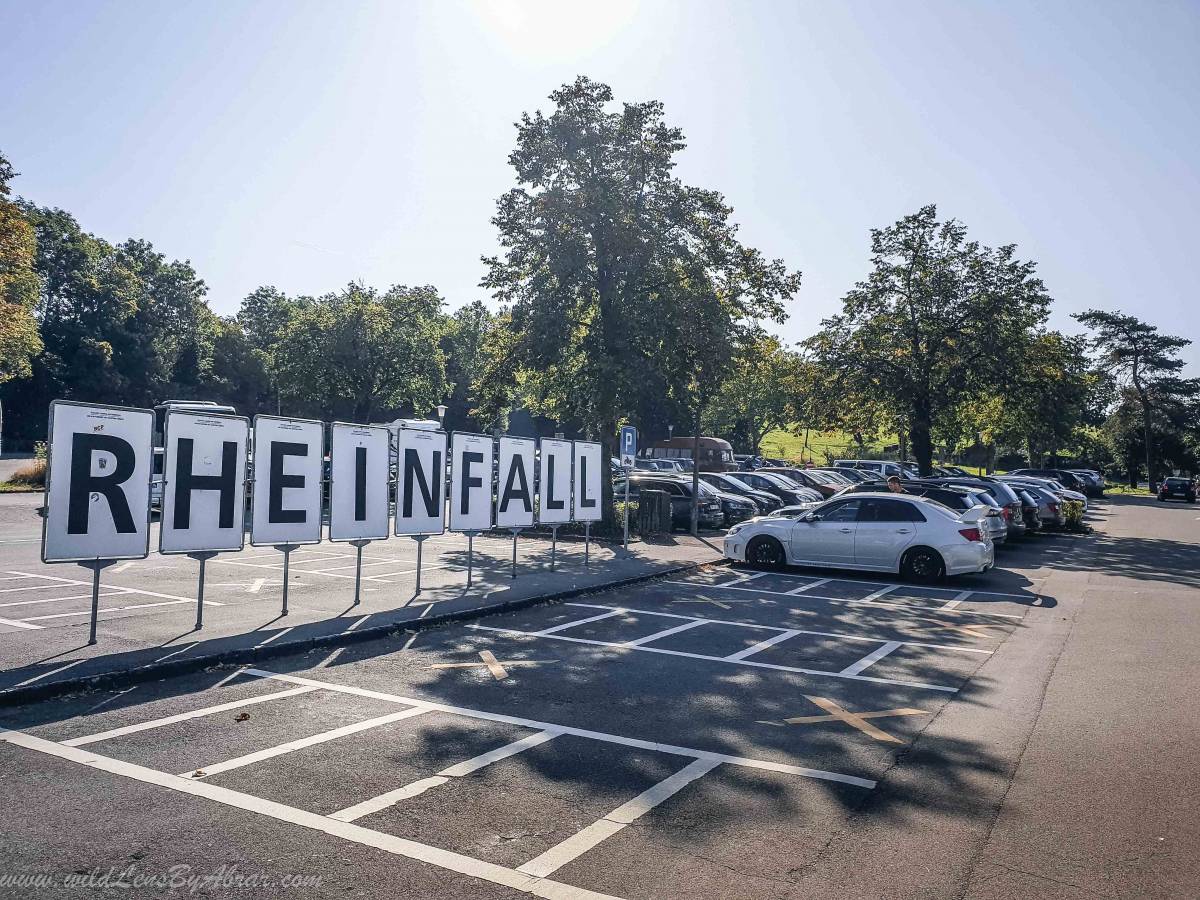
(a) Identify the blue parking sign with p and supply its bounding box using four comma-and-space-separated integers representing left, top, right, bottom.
620, 425, 637, 469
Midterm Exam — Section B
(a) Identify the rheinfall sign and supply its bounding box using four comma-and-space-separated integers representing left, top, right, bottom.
41, 401, 603, 564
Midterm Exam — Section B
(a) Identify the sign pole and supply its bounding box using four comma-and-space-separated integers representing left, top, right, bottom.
622, 477, 631, 550
80, 559, 116, 646
584, 521, 591, 566
550, 526, 559, 571
349, 539, 370, 607
275, 543, 298, 616
466, 531, 478, 587
187, 551, 218, 631
412, 534, 428, 595
510, 528, 521, 579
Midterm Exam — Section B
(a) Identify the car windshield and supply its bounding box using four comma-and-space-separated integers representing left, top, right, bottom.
721, 475, 754, 492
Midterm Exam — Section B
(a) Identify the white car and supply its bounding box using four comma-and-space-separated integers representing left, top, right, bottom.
723, 492, 993, 581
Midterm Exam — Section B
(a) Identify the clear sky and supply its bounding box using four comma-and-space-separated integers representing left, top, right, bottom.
3, 0, 1198, 367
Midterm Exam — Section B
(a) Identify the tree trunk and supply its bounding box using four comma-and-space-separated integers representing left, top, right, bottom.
910, 402, 934, 476
601, 418, 618, 532
1141, 399, 1154, 491
690, 407, 702, 536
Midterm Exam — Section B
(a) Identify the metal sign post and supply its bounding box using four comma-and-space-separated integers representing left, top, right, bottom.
186, 551, 219, 630
411, 534, 429, 595
620, 426, 637, 551
549, 525, 560, 571
622, 478, 631, 550
274, 543, 299, 616
584, 521, 591, 566
80, 559, 117, 646
510, 528, 522, 579
349, 539, 370, 607
465, 530, 479, 587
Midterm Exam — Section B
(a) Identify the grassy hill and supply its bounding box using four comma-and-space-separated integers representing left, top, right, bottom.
758, 428, 895, 463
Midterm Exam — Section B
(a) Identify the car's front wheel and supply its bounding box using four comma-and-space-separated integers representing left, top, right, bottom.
746, 536, 786, 570
901, 546, 945, 583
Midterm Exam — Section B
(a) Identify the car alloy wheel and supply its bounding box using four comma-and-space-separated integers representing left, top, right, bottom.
901, 547, 945, 583
746, 536, 785, 570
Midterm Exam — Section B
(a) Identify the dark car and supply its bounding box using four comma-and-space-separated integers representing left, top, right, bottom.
830, 466, 876, 483
926, 476, 1027, 539
1158, 476, 1196, 503
697, 472, 782, 513
613, 474, 725, 529
1008, 468, 1090, 495
734, 471, 824, 505
757, 467, 842, 498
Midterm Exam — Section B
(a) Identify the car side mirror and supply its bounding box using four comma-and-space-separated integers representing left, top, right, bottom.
801, 512, 820, 522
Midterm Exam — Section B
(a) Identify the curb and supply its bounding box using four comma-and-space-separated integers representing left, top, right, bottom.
0, 558, 726, 708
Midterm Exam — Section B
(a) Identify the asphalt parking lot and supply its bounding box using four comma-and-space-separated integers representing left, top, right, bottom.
1, 494, 1198, 898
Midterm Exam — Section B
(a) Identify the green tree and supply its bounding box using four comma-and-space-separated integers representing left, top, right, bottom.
1074, 309, 1196, 487
703, 333, 799, 454
0, 153, 42, 385
803, 205, 1051, 475
481, 77, 799, 527
441, 300, 497, 432
273, 283, 449, 422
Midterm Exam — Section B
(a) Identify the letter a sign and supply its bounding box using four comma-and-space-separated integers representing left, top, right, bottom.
42, 401, 154, 563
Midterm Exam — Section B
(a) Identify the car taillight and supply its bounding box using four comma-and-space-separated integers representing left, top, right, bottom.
959, 527, 983, 542
1048, 503, 1058, 512
1002, 507, 1012, 521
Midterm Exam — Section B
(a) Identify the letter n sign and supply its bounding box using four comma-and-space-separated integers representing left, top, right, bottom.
42, 401, 154, 563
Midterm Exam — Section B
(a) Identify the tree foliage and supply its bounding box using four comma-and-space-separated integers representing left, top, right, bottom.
0, 153, 42, 385
802, 205, 1051, 474
1075, 309, 1198, 484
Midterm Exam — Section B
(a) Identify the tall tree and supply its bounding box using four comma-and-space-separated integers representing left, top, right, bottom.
441, 300, 497, 432
1074, 309, 1196, 487
0, 153, 42, 385
481, 77, 799, 527
803, 205, 1051, 475
703, 332, 799, 454
273, 283, 449, 422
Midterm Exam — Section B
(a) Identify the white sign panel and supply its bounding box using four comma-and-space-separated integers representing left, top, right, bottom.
42, 401, 154, 563
537, 438, 573, 524
160, 411, 249, 554
495, 436, 536, 528
394, 427, 447, 536
573, 441, 603, 523
329, 423, 390, 542
250, 416, 324, 546
449, 432, 494, 532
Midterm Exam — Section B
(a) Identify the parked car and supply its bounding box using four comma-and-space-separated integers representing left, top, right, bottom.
697, 472, 783, 513
997, 477, 1066, 526
734, 471, 825, 505
926, 476, 1026, 539
808, 468, 856, 486
1008, 468, 1089, 495
757, 467, 844, 498
838, 479, 1007, 544
613, 474, 724, 529
723, 493, 994, 581
696, 480, 760, 525
830, 466, 876, 483
832, 459, 918, 479
1158, 476, 1196, 503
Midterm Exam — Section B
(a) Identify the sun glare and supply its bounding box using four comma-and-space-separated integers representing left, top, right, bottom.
470, 0, 642, 61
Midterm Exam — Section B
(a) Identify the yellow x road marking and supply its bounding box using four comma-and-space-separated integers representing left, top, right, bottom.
776, 695, 929, 743
429, 650, 555, 681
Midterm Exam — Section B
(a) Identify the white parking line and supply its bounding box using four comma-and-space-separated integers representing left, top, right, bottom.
839, 641, 903, 676
245, 668, 876, 788
184, 706, 431, 778
0, 590, 127, 609
518, 758, 721, 878
941, 590, 973, 610
470, 624, 959, 692
63, 686, 321, 746
0, 728, 624, 900
786, 578, 831, 594
621, 619, 708, 647
5, 570, 216, 606
565, 603, 993, 654
0, 615, 43, 630
331, 729, 561, 822
662, 581, 1024, 619
721, 569, 1035, 600
724, 629, 801, 661
861, 585, 901, 602
534, 609, 626, 636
